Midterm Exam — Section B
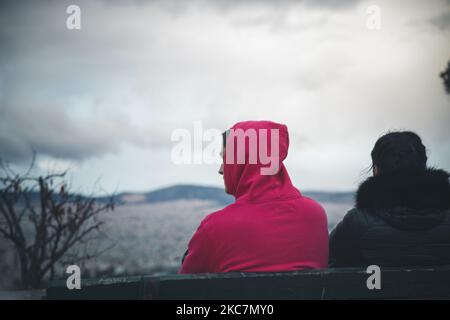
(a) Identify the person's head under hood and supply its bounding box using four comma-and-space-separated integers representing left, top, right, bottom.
218, 121, 298, 203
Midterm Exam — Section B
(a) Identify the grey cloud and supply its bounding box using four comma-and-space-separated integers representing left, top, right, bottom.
0, 1, 170, 162
192, 0, 362, 11
1, 0, 449, 178
430, 11, 450, 30
0, 102, 170, 163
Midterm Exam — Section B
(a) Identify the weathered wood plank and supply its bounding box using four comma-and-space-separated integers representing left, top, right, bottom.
46, 267, 450, 300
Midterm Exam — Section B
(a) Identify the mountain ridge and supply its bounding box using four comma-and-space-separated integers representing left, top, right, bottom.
113, 184, 355, 206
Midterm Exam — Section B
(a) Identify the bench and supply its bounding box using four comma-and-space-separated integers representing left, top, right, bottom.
45, 266, 450, 299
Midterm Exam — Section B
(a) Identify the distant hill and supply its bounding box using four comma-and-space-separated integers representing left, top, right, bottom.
302, 191, 355, 204
16, 184, 354, 207
113, 184, 354, 206
117, 184, 234, 206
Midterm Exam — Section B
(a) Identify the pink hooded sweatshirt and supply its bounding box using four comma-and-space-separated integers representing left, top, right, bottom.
179, 121, 328, 274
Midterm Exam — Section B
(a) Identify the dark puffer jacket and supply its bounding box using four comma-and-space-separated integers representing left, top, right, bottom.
329, 168, 450, 268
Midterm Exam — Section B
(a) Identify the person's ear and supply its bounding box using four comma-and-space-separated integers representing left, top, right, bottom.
373, 165, 379, 176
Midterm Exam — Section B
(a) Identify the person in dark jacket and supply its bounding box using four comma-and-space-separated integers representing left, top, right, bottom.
329, 131, 450, 268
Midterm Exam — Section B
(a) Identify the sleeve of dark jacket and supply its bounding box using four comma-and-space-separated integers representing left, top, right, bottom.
329, 208, 367, 268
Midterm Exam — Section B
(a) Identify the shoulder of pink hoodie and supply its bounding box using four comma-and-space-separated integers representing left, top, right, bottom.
179, 121, 329, 274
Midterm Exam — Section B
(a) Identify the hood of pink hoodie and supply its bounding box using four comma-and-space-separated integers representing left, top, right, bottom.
223, 120, 300, 202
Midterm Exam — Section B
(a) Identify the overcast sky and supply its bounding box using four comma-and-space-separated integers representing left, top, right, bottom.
0, 0, 449, 194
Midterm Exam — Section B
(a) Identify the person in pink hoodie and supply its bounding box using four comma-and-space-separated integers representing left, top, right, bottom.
179, 121, 328, 274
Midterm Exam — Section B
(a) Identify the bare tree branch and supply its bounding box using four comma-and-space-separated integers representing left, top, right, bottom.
0, 156, 115, 288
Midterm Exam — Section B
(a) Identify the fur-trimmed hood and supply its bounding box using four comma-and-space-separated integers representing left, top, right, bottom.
356, 168, 450, 210
355, 168, 450, 230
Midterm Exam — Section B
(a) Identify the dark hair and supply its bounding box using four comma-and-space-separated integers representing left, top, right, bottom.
222, 131, 227, 148
371, 131, 427, 175
222, 129, 231, 149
